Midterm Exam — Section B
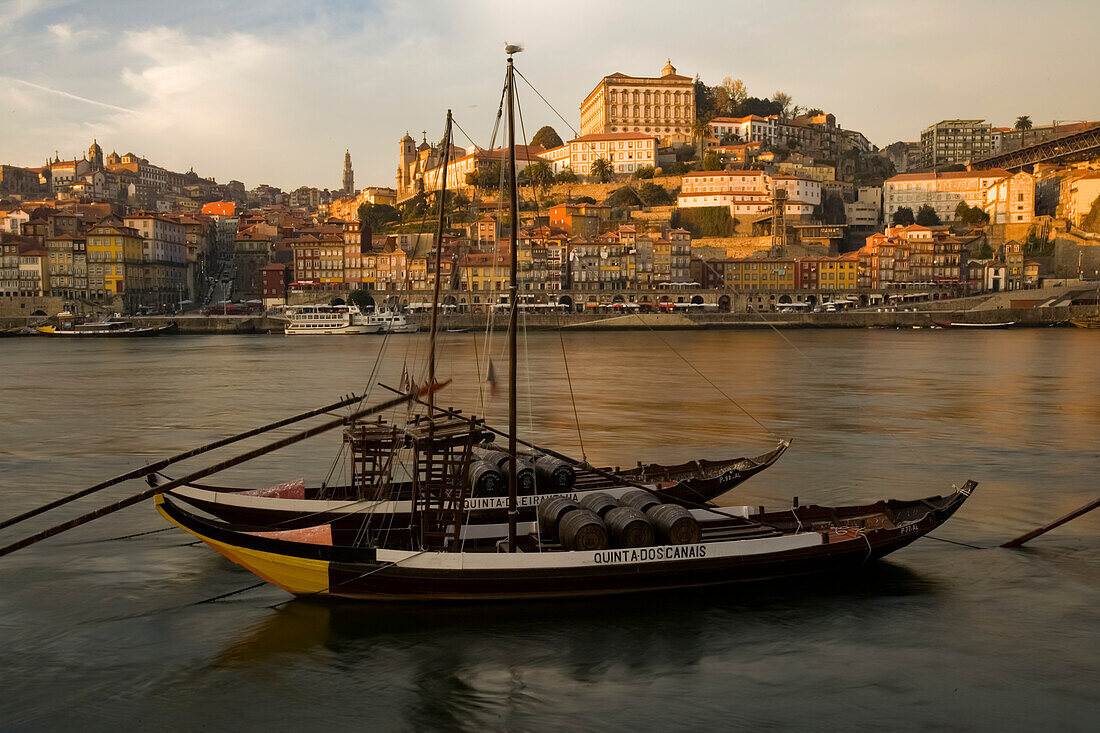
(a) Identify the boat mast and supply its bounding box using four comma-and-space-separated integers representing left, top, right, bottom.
427, 110, 453, 412
505, 47, 520, 552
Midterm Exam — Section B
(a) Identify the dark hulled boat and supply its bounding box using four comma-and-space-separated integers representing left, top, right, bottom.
156, 482, 976, 601
164, 436, 790, 529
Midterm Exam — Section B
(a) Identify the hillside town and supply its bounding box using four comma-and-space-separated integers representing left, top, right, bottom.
3, 60, 1100, 319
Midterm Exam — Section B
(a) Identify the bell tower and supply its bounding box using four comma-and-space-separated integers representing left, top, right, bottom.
342, 149, 354, 195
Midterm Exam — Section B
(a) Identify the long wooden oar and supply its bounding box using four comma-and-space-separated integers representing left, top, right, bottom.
1001, 497, 1100, 548
0, 392, 371, 533
0, 388, 432, 559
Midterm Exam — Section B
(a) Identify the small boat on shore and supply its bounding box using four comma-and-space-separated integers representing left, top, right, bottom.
933, 320, 1016, 329
36, 320, 176, 337
1069, 317, 1100, 329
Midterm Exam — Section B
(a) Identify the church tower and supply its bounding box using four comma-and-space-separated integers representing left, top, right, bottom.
88, 139, 104, 170
342, 149, 354, 195
396, 132, 416, 196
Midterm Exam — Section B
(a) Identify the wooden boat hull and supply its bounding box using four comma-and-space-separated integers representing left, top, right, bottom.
1069, 318, 1100, 329
155, 481, 975, 602
35, 323, 176, 337
932, 321, 1016, 329
166, 442, 790, 529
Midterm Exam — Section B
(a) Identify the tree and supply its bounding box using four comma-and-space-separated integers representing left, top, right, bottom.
1014, 115, 1033, 131
772, 91, 800, 118
475, 161, 503, 189
806, 108, 824, 116
636, 182, 675, 206
694, 75, 715, 119
702, 151, 722, 170
978, 243, 994, 259
530, 125, 564, 150
892, 206, 915, 226
692, 116, 712, 159
915, 204, 941, 226
822, 194, 847, 225
606, 187, 643, 208
955, 201, 990, 227
464, 171, 479, 187
590, 157, 614, 183
348, 289, 374, 309
713, 77, 747, 116
633, 165, 655, 179
357, 202, 400, 233
555, 167, 578, 184
575, 195, 597, 205
524, 160, 554, 191
735, 96, 782, 117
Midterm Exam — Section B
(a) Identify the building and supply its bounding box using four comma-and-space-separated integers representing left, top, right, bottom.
342, 149, 354, 195
85, 215, 145, 308
44, 234, 86, 300
0, 165, 47, 197
983, 171, 1036, 224
882, 169, 1027, 223
260, 263, 290, 307
1059, 170, 1100, 226
552, 132, 658, 177
579, 60, 695, 146
708, 115, 778, 146
677, 170, 817, 217
920, 120, 992, 169
124, 213, 188, 307
857, 225, 967, 291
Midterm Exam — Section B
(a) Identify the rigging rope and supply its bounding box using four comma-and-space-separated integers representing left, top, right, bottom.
631, 311, 779, 440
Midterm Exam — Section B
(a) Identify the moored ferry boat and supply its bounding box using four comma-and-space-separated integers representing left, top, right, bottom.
283, 304, 379, 335
369, 308, 419, 334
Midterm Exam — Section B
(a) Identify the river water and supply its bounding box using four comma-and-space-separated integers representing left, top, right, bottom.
0, 330, 1096, 730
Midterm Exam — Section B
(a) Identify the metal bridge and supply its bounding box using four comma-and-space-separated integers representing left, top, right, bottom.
972, 124, 1100, 172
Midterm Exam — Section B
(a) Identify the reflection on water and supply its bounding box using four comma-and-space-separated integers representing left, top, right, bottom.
0, 331, 1097, 729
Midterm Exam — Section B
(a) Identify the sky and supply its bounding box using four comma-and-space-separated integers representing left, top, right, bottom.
2, 0, 1098, 191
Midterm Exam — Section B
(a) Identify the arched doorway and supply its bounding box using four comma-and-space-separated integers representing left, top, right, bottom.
690, 295, 704, 305
330, 296, 346, 306
718, 294, 731, 312
806, 295, 818, 306
859, 294, 869, 307
778, 294, 793, 304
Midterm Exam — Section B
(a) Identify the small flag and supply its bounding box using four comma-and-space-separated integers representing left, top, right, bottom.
399, 362, 410, 392
486, 359, 499, 397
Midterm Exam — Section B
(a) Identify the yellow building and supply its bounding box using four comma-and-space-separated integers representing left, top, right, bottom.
85, 214, 144, 303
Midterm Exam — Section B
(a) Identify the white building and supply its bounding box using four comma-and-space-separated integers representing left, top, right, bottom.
708, 115, 778, 146
883, 169, 1026, 223
552, 133, 658, 177
677, 170, 815, 217
983, 171, 1036, 224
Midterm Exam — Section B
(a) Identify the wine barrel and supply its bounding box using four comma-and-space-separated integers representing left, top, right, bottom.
477, 450, 537, 494
618, 489, 661, 514
604, 506, 654, 548
578, 492, 618, 518
557, 508, 609, 551
645, 504, 701, 545
468, 460, 505, 497
533, 455, 576, 493
536, 497, 580, 534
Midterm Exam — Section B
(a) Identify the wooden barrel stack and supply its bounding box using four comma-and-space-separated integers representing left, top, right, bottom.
537, 489, 701, 550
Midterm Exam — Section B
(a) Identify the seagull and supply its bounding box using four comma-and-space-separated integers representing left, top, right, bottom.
504, 42, 523, 55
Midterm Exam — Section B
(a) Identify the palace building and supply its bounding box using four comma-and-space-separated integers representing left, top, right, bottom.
580, 60, 695, 146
